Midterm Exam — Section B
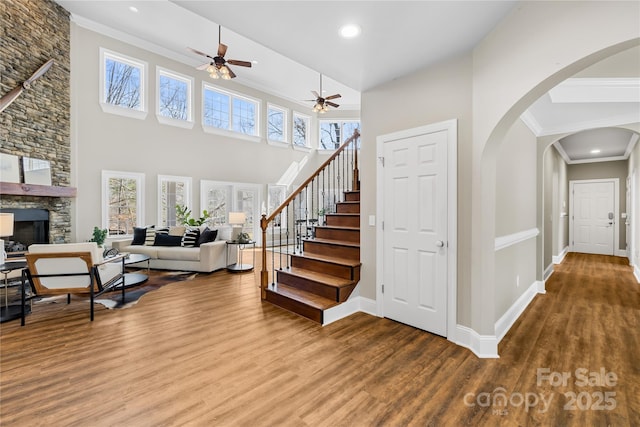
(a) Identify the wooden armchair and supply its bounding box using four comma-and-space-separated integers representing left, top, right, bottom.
21, 242, 127, 325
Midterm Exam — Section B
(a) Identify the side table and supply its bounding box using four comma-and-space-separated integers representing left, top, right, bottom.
226, 240, 256, 272
0, 261, 28, 323
117, 253, 151, 288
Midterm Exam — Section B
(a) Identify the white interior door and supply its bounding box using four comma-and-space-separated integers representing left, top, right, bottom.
572, 181, 615, 255
381, 129, 448, 336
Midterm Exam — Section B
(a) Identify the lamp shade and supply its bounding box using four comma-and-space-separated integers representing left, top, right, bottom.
228, 212, 246, 225
0, 213, 14, 237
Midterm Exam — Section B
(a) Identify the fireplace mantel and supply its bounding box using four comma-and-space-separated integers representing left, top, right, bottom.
0, 182, 77, 198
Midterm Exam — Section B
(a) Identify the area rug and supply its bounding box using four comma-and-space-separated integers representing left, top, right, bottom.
32, 271, 198, 310
94, 271, 198, 309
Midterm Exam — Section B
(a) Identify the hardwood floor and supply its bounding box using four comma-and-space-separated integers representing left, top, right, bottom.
1, 252, 638, 426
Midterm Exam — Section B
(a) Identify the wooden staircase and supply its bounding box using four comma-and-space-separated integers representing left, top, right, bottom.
265, 190, 361, 323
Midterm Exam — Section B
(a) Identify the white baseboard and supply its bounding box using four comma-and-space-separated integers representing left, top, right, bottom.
544, 263, 554, 281
452, 325, 499, 358
634, 264, 640, 284
615, 249, 628, 257
323, 288, 377, 326
553, 246, 569, 264
495, 280, 546, 342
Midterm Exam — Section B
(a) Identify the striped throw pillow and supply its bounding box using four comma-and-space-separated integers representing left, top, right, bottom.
182, 227, 200, 247
144, 226, 156, 246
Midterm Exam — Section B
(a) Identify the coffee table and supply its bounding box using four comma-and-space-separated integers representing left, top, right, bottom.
117, 253, 150, 288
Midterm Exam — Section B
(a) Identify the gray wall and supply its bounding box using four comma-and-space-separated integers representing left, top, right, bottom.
494, 119, 537, 321
567, 160, 628, 250
69, 24, 355, 243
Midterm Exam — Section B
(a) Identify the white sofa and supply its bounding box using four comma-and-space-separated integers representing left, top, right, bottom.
112, 238, 235, 273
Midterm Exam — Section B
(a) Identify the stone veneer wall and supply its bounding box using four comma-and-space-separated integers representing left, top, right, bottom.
0, 0, 71, 244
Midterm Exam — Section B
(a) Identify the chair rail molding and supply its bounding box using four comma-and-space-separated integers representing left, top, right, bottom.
494, 228, 539, 252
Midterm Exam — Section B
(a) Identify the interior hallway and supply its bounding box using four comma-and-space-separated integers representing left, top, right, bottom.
0, 251, 638, 426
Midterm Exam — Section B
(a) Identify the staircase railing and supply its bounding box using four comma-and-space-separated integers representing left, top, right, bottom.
260, 129, 360, 299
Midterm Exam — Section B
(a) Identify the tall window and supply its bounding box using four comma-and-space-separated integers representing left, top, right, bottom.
293, 112, 310, 148
157, 68, 193, 127
102, 171, 145, 236
158, 175, 191, 227
100, 48, 147, 119
319, 120, 361, 150
267, 104, 288, 143
203, 84, 259, 137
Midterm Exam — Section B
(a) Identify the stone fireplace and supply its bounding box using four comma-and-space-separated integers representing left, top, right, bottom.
1, 208, 50, 257
0, 0, 72, 244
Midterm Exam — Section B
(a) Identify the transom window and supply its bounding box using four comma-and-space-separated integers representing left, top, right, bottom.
203, 84, 259, 137
102, 171, 145, 236
319, 120, 361, 150
293, 112, 310, 148
99, 48, 147, 119
157, 68, 193, 126
267, 104, 288, 143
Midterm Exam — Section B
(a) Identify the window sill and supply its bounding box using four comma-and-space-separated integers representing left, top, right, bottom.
267, 139, 291, 149
100, 103, 148, 120
202, 125, 261, 143
156, 115, 195, 129
293, 145, 312, 153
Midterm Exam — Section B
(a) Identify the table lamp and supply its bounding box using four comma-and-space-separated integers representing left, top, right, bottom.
0, 213, 14, 265
228, 212, 246, 241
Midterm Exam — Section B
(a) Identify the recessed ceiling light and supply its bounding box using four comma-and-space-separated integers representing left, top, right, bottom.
129, 6, 138, 13
590, 149, 601, 154
339, 24, 361, 39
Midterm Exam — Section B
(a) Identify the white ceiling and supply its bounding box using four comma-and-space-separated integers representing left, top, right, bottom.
55, 0, 640, 163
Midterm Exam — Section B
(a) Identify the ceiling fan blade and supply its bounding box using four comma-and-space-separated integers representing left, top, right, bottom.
326, 101, 340, 108
227, 67, 237, 79
187, 47, 213, 59
312, 91, 320, 99
227, 59, 252, 68
0, 85, 24, 113
217, 43, 228, 57
196, 62, 211, 71
325, 93, 341, 100
26, 59, 54, 85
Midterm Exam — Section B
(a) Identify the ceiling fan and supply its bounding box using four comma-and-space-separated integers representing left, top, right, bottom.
188, 25, 252, 80
307, 74, 341, 113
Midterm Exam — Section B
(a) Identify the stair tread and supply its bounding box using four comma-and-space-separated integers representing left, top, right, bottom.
304, 238, 360, 248
327, 212, 359, 216
269, 284, 339, 310
284, 267, 355, 287
314, 225, 360, 231
337, 201, 360, 204
291, 252, 362, 268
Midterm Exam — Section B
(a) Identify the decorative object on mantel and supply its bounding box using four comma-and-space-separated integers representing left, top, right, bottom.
0, 59, 54, 113
0, 153, 20, 183
22, 157, 52, 186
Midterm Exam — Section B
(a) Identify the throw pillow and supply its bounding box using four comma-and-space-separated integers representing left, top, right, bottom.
154, 233, 183, 247
196, 227, 218, 246
144, 226, 156, 246
182, 227, 200, 247
169, 226, 186, 237
132, 227, 147, 245
156, 227, 169, 235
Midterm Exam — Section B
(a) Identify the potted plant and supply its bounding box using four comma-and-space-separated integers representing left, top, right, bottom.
89, 226, 108, 247
176, 205, 210, 227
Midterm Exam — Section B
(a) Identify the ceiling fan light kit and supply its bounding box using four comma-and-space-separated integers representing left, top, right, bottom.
308, 74, 341, 114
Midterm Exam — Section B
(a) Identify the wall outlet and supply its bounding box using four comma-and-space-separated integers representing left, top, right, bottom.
369, 215, 376, 226
516, 275, 520, 287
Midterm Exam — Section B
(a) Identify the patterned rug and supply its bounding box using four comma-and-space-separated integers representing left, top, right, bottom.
94, 271, 198, 309
30, 271, 198, 310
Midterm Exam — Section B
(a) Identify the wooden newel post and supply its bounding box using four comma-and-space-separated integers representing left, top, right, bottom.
260, 214, 268, 300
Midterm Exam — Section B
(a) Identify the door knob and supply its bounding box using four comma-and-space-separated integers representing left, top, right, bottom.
435, 240, 445, 248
